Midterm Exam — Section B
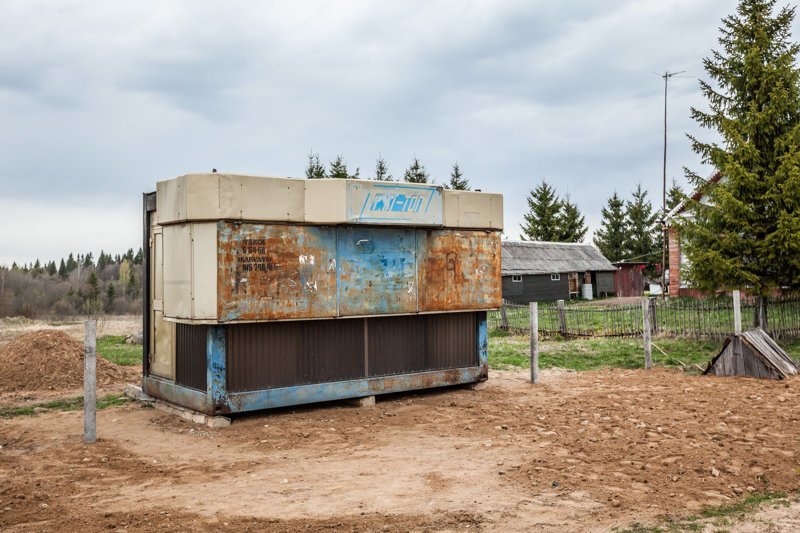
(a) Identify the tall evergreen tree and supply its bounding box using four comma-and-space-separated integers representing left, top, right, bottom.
65, 253, 77, 273
682, 0, 800, 295
305, 152, 327, 179
106, 283, 116, 311
373, 156, 393, 181
556, 195, 587, 243
46, 261, 57, 276
82, 252, 94, 268
446, 163, 470, 190
97, 251, 108, 271
520, 179, 562, 241
328, 155, 359, 180
666, 180, 685, 212
594, 192, 628, 262
58, 259, 67, 279
625, 184, 659, 262
403, 157, 430, 183
133, 248, 143, 265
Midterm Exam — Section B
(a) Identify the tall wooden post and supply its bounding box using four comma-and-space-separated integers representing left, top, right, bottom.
733, 290, 742, 335
642, 300, 653, 369
530, 302, 539, 384
500, 301, 510, 330
84, 319, 97, 444
557, 299, 567, 336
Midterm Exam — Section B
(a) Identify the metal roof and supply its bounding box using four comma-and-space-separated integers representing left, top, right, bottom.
501, 241, 617, 275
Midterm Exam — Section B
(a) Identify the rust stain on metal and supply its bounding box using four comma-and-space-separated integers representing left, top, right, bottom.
417, 230, 502, 311
217, 222, 337, 321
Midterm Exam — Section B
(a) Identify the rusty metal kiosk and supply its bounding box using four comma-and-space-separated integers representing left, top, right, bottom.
143, 174, 503, 415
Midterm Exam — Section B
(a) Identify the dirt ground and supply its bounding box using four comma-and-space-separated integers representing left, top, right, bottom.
2, 365, 800, 532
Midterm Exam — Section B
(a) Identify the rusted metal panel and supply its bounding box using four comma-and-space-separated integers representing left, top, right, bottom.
225, 318, 364, 393
417, 230, 502, 311
175, 323, 207, 391
217, 222, 338, 321
337, 227, 418, 316
346, 181, 442, 226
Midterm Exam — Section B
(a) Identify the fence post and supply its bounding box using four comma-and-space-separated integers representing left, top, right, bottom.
530, 302, 539, 384
733, 290, 742, 335
649, 297, 657, 334
642, 300, 653, 369
557, 299, 567, 336
84, 319, 97, 444
500, 301, 510, 330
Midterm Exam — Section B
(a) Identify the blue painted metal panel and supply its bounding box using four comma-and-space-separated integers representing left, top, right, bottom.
207, 325, 227, 412
347, 181, 442, 226
219, 366, 483, 414
336, 226, 418, 316
217, 222, 338, 321
478, 312, 488, 368
144, 376, 210, 414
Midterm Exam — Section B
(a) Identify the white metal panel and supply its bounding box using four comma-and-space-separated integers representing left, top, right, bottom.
442, 190, 503, 230
184, 174, 220, 220
163, 224, 192, 319
191, 222, 218, 319
150, 310, 175, 379
156, 176, 186, 225
304, 179, 348, 223
218, 175, 305, 221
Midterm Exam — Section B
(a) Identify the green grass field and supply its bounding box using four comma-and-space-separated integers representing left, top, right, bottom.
487, 330, 800, 372
97, 336, 141, 366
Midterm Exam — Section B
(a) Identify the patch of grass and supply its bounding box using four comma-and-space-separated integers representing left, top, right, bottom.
615, 492, 789, 532
0, 393, 129, 418
488, 335, 721, 371
97, 335, 142, 366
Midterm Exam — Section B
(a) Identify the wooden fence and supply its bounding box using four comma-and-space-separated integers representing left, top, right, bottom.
490, 295, 800, 340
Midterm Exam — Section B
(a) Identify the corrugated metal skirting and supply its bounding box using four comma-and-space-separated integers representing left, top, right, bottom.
225, 312, 480, 393
175, 323, 208, 391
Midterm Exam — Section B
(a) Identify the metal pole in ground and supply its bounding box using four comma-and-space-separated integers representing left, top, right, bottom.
642, 300, 653, 369
84, 319, 97, 444
530, 301, 539, 384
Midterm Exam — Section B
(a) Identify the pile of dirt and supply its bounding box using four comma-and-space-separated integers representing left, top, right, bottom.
0, 330, 130, 392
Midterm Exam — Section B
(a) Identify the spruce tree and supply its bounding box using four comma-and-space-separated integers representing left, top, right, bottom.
682, 0, 800, 294
328, 155, 360, 180
106, 283, 116, 311
666, 180, 685, 212
372, 156, 392, 181
46, 261, 57, 276
446, 163, 470, 190
305, 152, 327, 179
594, 192, 628, 261
520, 179, 562, 241
97, 251, 107, 271
58, 259, 67, 279
83, 252, 94, 268
556, 195, 587, 243
66, 253, 77, 273
133, 248, 143, 265
625, 184, 659, 262
403, 157, 430, 183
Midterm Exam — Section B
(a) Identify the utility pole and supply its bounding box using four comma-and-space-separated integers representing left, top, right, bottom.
660, 70, 685, 298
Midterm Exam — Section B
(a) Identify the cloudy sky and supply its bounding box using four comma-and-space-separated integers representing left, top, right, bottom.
0, 0, 781, 266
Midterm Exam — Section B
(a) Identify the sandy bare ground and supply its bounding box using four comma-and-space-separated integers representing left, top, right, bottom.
0, 315, 141, 345
2, 367, 800, 532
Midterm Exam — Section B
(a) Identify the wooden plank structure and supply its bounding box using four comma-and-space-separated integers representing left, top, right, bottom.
703, 328, 799, 380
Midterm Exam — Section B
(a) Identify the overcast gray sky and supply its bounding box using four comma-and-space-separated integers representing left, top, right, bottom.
1, 0, 781, 266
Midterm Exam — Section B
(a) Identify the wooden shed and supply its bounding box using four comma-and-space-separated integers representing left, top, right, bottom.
613, 262, 645, 297
501, 241, 617, 303
704, 329, 799, 379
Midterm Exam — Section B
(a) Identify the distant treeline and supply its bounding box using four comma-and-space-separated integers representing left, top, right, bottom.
0, 248, 144, 319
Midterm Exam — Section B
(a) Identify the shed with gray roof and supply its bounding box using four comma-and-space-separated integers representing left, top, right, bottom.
501, 241, 617, 303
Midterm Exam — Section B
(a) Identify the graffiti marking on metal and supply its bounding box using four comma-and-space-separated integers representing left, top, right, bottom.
347, 182, 442, 225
